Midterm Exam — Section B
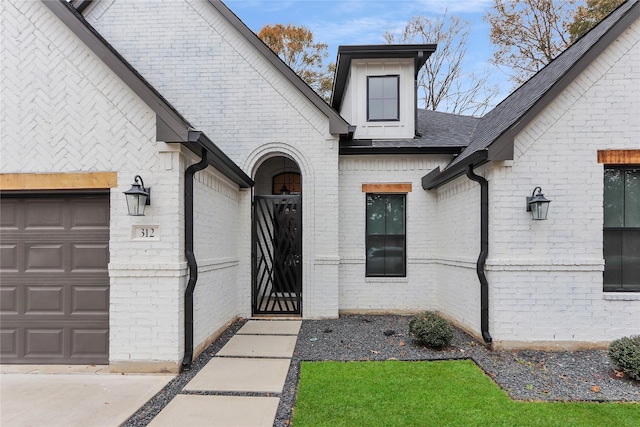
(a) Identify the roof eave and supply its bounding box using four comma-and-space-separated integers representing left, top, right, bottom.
187, 132, 254, 188
331, 44, 437, 111
339, 146, 463, 155
421, 150, 489, 190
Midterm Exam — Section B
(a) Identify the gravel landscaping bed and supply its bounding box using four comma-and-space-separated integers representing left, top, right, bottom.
123, 315, 639, 427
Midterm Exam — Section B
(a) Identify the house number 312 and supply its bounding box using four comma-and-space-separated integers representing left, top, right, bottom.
139, 228, 155, 238
132, 225, 160, 241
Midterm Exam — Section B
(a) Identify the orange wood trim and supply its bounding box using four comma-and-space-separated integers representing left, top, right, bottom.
362, 183, 412, 193
0, 172, 117, 190
597, 150, 640, 164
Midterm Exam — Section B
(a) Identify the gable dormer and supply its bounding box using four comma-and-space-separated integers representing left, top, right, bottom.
331, 45, 436, 140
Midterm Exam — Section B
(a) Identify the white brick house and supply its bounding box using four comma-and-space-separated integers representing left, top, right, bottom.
0, 0, 638, 371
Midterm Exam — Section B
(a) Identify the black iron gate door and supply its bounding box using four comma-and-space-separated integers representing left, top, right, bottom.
252, 195, 302, 315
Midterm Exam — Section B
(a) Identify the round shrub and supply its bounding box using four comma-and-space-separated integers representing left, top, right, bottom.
409, 311, 453, 348
609, 335, 640, 381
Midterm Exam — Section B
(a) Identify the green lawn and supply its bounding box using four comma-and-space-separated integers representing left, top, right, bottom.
292, 360, 639, 427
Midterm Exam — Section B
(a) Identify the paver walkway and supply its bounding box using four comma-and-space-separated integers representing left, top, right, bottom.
149, 319, 301, 427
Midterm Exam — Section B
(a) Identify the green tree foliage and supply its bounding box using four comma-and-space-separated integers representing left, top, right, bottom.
567, 0, 625, 41
258, 23, 334, 102
385, 14, 499, 116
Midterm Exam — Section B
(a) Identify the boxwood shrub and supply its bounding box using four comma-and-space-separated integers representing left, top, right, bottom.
409, 311, 453, 348
609, 335, 640, 381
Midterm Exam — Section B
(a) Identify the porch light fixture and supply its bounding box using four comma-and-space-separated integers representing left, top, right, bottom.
526, 187, 551, 220
123, 175, 151, 216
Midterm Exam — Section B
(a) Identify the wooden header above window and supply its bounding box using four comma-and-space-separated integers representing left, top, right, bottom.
362, 183, 412, 193
597, 150, 640, 164
0, 172, 117, 191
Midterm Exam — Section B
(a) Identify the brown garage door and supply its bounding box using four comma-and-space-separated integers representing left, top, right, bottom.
0, 192, 110, 364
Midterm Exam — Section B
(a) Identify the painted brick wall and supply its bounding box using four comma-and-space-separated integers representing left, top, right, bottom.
486, 18, 640, 346
86, 0, 343, 319
191, 156, 242, 346
338, 155, 449, 312
434, 175, 485, 335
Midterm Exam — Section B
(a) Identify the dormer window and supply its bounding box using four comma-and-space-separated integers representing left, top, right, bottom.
367, 75, 399, 121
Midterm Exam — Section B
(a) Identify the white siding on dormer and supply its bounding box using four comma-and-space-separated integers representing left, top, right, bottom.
344, 59, 415, 139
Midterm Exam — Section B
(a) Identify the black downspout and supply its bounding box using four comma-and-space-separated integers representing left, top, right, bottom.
465, 164, 493, 345
181, 148, 209, 371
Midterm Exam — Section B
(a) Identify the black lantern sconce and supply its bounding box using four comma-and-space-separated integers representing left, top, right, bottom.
526, 186, 551, 220
123, 175, 151, 216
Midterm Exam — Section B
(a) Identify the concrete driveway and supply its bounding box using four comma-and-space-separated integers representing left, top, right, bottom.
1, 365, 173, 427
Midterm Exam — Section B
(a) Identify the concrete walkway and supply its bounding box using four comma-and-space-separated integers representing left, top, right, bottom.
0, 365, 173, 427
149, 319, 301, 427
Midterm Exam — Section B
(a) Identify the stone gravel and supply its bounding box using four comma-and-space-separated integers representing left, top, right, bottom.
122, 315, 639, 427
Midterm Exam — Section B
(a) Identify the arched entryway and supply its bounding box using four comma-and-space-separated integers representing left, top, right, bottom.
252, 155, 302, 316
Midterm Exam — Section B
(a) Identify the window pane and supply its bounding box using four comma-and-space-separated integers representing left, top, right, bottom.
365, 194, 406, 277
604, 168, 624, 227
366, 194, 386, 235
368, 100, 384, 121
625, 169, 640, 227
366, 235, 387, 276
382, 99, 398, 120
604, 229, 623, 291
384, 235, 405, 276
368, 76, 399, 121
622, 229, 640, 290
369, 78, 383, 98
382, 76, 398, 98
385, 195, 405, 235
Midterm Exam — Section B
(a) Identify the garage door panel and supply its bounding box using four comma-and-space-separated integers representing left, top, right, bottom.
1, 244, 18, 271
70, 199, 110, 228
25, 286, 64, 314
71, 243, 109, 271
24, 200, 65, 229
0, 286, 18, 313
0, 199, 18, 228
0, 193, 109, 364
25, 328, 64, 357
0, 329, 18, 357
24, 243, 65, 271
72, 329, 109, 357
71, 285, 109, 313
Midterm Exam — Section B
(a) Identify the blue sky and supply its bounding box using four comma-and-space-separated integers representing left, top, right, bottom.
225, 0, 510, 106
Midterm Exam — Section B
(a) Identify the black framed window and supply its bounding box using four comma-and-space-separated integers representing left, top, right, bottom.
603, 166, 640, 291
367, 75, 399, 121
366, 194, 406, 277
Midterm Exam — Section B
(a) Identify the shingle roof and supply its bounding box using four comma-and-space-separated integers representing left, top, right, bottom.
340, 109, 479, 154
423, 0, 639, 188
416, 109, 480, 148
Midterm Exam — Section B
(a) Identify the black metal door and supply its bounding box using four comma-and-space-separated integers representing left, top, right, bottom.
252, 195, 302, 315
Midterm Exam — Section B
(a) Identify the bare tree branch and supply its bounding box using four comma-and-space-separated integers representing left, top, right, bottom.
385, 13, 499, 116
485, 0, 577, 85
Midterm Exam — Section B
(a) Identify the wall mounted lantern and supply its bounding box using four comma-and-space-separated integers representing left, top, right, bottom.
526, 186, 551, 220
123, 175, 151, 216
